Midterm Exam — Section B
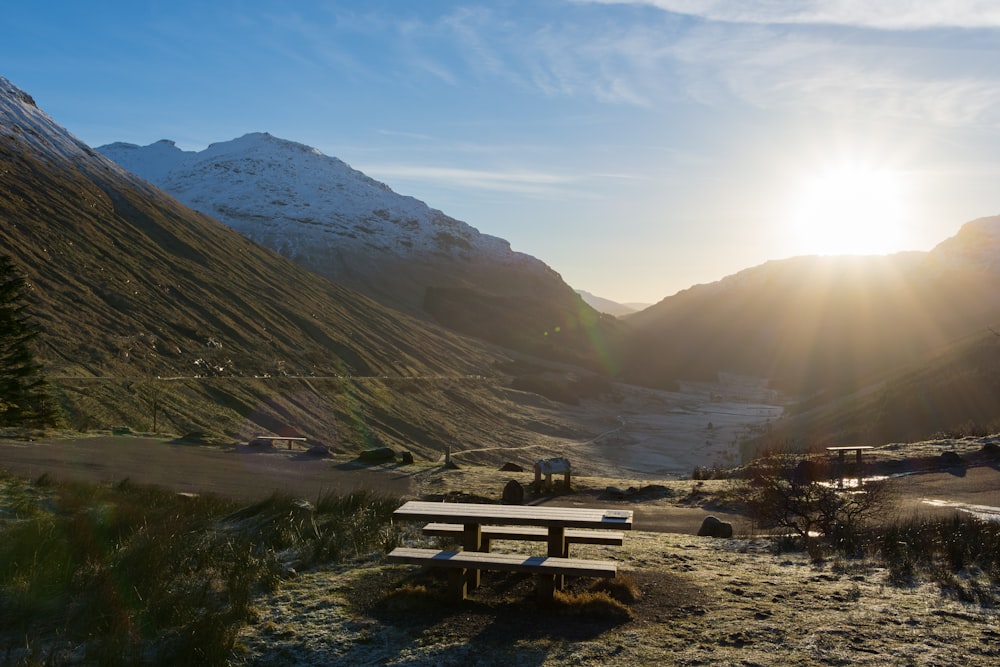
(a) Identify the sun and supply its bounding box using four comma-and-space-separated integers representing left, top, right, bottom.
787, 162, 907, 256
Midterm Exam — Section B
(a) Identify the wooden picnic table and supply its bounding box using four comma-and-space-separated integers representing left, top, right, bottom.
391, 500, 633, 598
393, 500, 633, 557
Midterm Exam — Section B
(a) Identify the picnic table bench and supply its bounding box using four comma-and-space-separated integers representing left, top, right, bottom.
389, 500, 633, 601
249, 435, 307, 450
421, 522, 625, 556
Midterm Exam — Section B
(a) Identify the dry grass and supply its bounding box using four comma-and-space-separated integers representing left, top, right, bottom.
233, 530, 1000, 666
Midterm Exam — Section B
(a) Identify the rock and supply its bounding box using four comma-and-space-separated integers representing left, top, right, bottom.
358, 447, 396, 463
981, 442, 1000, 460
399, 451, 415, 464
697, 515, 733, 538
501, 479, 525, 505
500, 462, 524, 472
939, 451, 964, 468
305, 445, 332, 457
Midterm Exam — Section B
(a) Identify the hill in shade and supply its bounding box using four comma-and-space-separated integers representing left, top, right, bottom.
623, 225, 1000, 399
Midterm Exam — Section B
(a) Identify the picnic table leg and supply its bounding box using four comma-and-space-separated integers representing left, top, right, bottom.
547, 526, 567, 590
537, 574, 556, 603
463, 523, 483, 589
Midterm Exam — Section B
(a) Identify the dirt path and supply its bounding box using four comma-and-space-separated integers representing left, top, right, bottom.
0, 436, 415, 501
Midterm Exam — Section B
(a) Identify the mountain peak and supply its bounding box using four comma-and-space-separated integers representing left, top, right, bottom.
98, 132, 562, 313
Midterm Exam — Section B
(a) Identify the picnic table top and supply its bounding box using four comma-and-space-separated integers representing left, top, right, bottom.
393, 500, 633, 530
825, 446, 875, 451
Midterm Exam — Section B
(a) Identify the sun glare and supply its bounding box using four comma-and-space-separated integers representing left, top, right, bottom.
787, 163, 907, 256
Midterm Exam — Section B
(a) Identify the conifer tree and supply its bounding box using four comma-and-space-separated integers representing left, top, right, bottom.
0, 255, 57, 427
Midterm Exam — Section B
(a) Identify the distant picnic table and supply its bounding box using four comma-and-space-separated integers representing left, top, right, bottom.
249, 436, 307, 450
826, 445, 875, 487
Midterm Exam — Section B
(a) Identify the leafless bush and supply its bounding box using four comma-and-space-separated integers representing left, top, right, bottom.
738, 454, 896, 552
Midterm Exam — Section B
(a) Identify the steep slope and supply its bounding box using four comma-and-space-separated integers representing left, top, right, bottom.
0, 75, 591, 458
97, 136, 623, 371
624, 223, 1000, 399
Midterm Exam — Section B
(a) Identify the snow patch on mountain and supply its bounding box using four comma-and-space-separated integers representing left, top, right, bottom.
98, 132, 532, 271
1, 76, 117, 169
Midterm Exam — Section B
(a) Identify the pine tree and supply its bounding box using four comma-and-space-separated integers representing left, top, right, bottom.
0, 255, 57, 427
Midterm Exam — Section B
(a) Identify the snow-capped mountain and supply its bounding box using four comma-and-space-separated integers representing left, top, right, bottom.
98, 133, 569, 314
0, 76, 137, 182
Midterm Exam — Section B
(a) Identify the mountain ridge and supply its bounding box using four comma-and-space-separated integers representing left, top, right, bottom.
98, 133, 562, 309
97, 133, 623, 370
624, 222, 1000, 397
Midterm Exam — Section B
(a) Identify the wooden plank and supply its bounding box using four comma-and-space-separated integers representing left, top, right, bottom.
394, 501, 633, 530
387, 547, 618, 578
421, 523, 625, 545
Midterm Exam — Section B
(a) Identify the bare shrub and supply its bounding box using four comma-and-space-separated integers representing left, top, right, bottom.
738, 453, 896, 552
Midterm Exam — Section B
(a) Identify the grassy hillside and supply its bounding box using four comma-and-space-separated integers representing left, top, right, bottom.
1, 115, 606, 456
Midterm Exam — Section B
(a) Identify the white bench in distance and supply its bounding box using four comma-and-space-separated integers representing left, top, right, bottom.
387, 547, 618, 601
421, 522, 625, 557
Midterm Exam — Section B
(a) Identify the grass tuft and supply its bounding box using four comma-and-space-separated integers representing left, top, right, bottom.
552, 588, 634, 619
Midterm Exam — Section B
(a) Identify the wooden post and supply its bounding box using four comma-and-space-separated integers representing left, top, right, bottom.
463, 523, 482, 589
448, 568, 468, 600
548, 526, 566, 589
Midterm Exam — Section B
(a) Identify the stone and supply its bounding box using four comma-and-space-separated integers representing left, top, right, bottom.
399, 451, 415, 464
358, 446, 396, 462
500, 462, 525, 472
939, 451, 963, 468
697, 515, 733, 538
502, 479, 525, 505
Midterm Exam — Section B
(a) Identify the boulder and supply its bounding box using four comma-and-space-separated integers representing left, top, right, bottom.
697, 515, 733, 538
358, 447, 396, 463
939, 451, 964, 468
500, 462, 525, 472
501, 479, 525, 505
399, 451, 415, 464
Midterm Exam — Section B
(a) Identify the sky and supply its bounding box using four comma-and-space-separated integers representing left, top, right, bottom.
4, 1, 1000, 304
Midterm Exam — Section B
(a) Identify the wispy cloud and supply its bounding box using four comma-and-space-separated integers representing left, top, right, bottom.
581, 1, 1000, 29
355, 163, 577, 196
668, 22, 1000, 126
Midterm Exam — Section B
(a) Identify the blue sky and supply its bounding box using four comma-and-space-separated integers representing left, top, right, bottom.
5, 1, 1000, 303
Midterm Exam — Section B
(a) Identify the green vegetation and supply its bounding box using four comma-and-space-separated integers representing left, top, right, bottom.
0, 471, 400, 665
